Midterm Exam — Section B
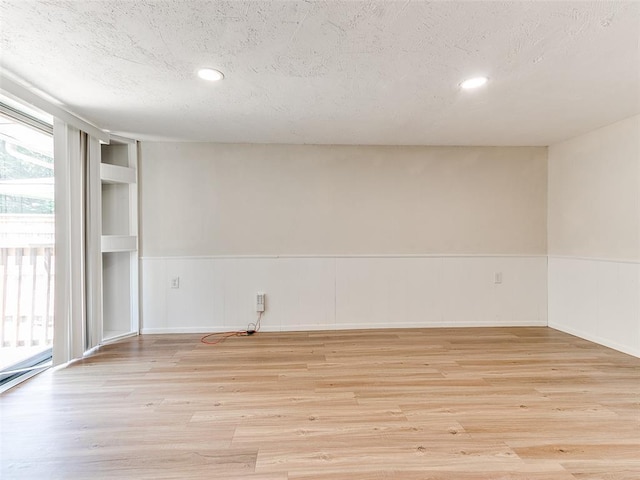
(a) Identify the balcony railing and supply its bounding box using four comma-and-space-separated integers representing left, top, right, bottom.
0, 246, 54, 370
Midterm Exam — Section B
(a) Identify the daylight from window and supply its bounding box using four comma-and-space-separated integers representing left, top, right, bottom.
0, 113, 54, 376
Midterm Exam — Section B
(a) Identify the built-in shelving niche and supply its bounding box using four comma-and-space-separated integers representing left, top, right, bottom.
92, 137, 139, 343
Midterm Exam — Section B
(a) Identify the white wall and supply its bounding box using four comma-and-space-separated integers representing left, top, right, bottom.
548, 115, 640, 357
139, 143, 548, 333
140, 144, 547, 256
548, 116, 640, 260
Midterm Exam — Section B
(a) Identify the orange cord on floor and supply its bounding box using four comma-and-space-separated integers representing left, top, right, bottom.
200, 331, 248, 345
200, 312, 263, 345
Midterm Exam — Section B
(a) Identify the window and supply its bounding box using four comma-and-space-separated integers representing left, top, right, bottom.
0, 104, 54, 390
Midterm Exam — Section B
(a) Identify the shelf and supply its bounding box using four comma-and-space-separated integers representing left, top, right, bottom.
101, 144, 130, 167
97, 140, 139, 345
101, 235, 137, 252
100, 163, 136, 184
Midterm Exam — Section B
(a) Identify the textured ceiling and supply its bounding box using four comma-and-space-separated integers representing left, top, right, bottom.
1, 1, 639, 145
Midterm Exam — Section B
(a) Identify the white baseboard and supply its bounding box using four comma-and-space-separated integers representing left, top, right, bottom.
142, 319, 550, 335
141, 327, 228, 334
549, 322, 640, 358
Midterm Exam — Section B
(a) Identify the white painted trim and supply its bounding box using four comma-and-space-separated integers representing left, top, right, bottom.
548, 255, 640, 265
142, 327, 237, 335
101, 332, 138, 345
127, 143, 140, 337
101, 235, 137, 252
83, 344, 101, 357
549, 323, 639, 358
86, 136, 103, 350
142, 320, 548, 335
139, 253, 548, 261
0, 102, 52, 134
0, 73, 109, 143
49, 348, 101, 372
100, 164, 136, 184
0, 366, 49, 394
139, 254, 638, 263
109, 134, 137, 145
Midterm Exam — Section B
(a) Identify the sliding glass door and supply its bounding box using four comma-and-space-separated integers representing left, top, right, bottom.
0, 110, 54, 389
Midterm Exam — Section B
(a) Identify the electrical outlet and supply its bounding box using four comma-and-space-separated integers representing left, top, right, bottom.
256, 293, 265, 312
170, 277, 180, 289
494, 272, 502, 284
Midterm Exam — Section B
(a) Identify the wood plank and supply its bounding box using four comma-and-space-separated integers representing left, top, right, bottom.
1, 327, 639, 479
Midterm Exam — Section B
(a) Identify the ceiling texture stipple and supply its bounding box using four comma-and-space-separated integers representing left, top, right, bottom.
0, 1, 638, 145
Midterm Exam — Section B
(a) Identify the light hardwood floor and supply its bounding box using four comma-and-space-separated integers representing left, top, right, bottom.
1, 327, 639, 479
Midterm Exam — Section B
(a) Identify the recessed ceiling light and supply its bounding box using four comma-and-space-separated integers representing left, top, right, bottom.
197, 68, 224, 82
460, 76, 488, 89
